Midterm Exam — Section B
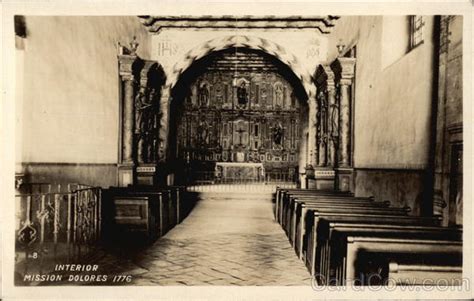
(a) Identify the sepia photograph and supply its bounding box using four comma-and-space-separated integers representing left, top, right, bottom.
1, 1, 472, 300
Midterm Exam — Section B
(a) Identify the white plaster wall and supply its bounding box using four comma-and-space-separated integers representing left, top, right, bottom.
150, 28, 328, 91
327, 16, 435, 169
19, 16, 151, 164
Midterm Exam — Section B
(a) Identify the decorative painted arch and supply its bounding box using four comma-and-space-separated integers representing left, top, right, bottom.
166, 35, 316, 100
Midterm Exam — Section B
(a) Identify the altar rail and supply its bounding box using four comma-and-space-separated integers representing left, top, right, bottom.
15, 184, 101, 282
187, 171, 297, 185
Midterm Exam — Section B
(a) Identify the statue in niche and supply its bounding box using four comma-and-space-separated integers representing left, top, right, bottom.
215, 84, 223, 106
275, 84, 284, 108
197, 119, 209, 146
237, 82, 248, 106
272, 122, 283, 145
135, 87, 152, 133
290, 92, 296, 107
135, 86, 157, 163
317, 90, 328, 133
261, 86, 268, 102
198, 83, 209, 107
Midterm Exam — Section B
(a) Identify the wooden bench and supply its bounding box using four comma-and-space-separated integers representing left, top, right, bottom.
334, 235, 462, 286
278, 190, 356, 224
292, 203, 410, 259
290, 197, 389, 246
317, 222, 462, 284
275, 188, 353, 223
304, 212, 441, 276
103, 192, 161, 241
281, 195, 375, 232
291, 199, 391, 253
103, 186, 184, 241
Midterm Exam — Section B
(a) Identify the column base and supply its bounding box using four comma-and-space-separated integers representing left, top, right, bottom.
136, 164, 158, 186
300, 173, 307, 189
336, 167, 354, 192
308, 167, 336, 190
118, 163, 134, 187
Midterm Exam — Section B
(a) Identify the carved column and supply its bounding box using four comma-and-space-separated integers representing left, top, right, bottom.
334, 57, 356, 192
317, 90, 327, 167
118, 54, 138, 186
158, 87, 171, 163
339, 79, 351, 167
337, 58, 356, 168
327, 71, 337, 167
123, 76, 135, 163
307, 95, 318, 167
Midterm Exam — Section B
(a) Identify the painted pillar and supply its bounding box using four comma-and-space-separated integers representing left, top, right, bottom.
117, 53, 138, 186
336, 58, 356, 168
307, 95, 318, 167
339, 78, 351, 167
158, 86, 171, 162
327, 73, 337, 167
122, 76, 135, 164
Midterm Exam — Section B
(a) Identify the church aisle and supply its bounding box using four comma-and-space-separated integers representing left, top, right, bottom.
100, 190, 312, 286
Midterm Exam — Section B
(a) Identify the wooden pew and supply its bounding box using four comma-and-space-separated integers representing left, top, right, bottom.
289, 197, 388, 245
275, 188, 353, 223
291, 199, 391, 253
103, 186, 182, 240
317, 222, 461, 284
110, 196, 155, 239
103, 189, 163, 241
342, 237, 462, 286
282, 195, 375, 232
283, 197, 410, 242
388, 262, 462, 285
275, 188, 350, 218
278, 190, 356, 225
299, 205, 412, 262
304, 213, 442, 276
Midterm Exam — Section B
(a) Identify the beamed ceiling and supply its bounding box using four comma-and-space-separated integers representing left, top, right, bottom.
138, 15, 340, 34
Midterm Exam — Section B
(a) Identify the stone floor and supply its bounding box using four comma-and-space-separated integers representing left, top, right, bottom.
93, 189, 312, 286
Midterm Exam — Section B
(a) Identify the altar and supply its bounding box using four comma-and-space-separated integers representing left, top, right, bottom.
215, 162, 265, 182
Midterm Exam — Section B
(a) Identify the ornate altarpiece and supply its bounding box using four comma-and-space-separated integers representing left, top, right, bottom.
174, 49, 301, 180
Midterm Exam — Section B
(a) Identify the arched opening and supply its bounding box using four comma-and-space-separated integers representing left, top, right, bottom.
168, 47, 309, 186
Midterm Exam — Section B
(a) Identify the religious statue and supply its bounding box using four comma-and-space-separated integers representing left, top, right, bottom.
275, 84, 284, 108
197, 120, 209, 145
198, 83, 209, 107
273, 122, 283, 145
135, 87, 153, 133
261, 86, 268, 102
317, 90, 328, 134
215, 84, 223, 106
135, 87, 158, 163
237, 82, 248, 106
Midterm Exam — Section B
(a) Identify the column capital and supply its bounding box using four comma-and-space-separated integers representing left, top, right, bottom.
337, 57, 356, 80
120, 74, 135, 81
315, 65, 335, 89
340, 78, 353, 86
118, 54, 139, 79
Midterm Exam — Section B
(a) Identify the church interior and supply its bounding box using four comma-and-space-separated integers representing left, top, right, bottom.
11, 14, 464, 287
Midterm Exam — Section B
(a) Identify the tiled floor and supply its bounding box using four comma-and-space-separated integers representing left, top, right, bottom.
95, 190, 312, 286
